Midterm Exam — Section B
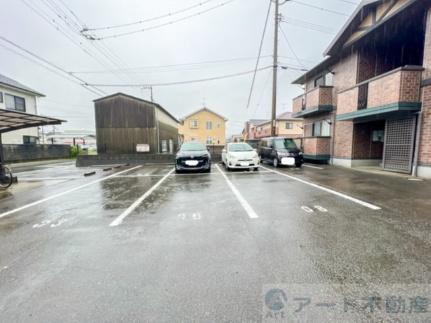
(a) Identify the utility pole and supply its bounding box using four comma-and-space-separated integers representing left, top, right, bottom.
271, 0, 280, 137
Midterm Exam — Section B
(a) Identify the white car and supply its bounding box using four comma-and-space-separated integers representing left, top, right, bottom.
222, 143, 260, 171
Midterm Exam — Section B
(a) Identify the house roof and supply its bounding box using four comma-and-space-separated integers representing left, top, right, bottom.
247, 119, 268, 126
94, 92, 179, 124
180, 107, 228, 122
0, 73, 45, 97
324, 0, 381, 56
292, 0, 420, 84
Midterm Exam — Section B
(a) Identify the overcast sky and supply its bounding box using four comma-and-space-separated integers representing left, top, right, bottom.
0, 0, 358, 136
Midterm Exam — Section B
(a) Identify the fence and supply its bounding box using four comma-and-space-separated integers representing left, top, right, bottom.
2, 144, 70, 163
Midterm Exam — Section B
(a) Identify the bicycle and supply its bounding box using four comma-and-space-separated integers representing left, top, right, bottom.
0, 165, 13, 190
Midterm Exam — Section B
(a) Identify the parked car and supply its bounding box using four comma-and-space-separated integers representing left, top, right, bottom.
222, 142, 259, 171
175, 142, 211, 173
258, 137, 303, 167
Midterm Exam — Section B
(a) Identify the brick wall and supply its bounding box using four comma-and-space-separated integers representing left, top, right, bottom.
332, 52, 358, 92
419, 6, 431, 166
293, 95, 304, 113
419, 85, 431, 165
303, 137, 330, 156
333, 121, 354, 158
399, 70, 422, 102
422, 7, 431, 80
337, 87, 358, 115
367, 71, 402, 108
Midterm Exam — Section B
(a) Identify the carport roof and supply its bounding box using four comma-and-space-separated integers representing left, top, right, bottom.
0, 108, 65, 134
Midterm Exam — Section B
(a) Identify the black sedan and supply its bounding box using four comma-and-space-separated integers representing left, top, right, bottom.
175, 142, 211, 173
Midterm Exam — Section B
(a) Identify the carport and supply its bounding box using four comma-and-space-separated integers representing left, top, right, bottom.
0, 108, 65, 180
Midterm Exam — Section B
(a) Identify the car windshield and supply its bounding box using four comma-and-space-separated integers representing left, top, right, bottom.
180, 142, 207, 151
229, 143, 253, 152
274, 139, 297, 150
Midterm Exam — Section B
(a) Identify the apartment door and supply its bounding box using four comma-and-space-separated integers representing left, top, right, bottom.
382, 117, 417, 173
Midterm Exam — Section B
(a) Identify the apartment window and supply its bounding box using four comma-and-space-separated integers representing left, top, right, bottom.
0, 92, 3, 103
206, 136, 213, 144
312, 120, 331, 136
285, 122, 293, 129
23, 135, 38, 145
206, 121, 212, 130
190, 120, 198, 128
5, 94, 26, 112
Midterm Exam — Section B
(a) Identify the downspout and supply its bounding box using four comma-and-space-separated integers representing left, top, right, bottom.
155, 108, 160, 153
412, 110, 423, 177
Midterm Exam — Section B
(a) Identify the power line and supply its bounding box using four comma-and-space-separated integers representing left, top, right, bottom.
83, 0, 217, 32
70, 55, 274, 74
86, 66, 272, 87
246, 0, 272, 110
69, 55, 315, 74
24, 0, 138, 86
279, 24, 307, 69
0, 36, 105, 96
45, 0, 135, 82
85, 0, 236, 40
290, 0, 349, 16
280, 17, 334, 34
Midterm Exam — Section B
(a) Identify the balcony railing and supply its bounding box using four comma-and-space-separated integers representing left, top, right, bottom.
337, 65, 423, 120
292, 86, 334, 118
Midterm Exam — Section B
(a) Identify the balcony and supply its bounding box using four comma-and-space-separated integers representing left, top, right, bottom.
301, 137, 331, 161
337, 66, 423, 121
292, 86, 334, 118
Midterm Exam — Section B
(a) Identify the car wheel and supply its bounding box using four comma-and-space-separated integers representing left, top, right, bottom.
296, 163, 303, 168
175, 168, 181, 174
254, 167, 259, 171
273, 158, 279, 168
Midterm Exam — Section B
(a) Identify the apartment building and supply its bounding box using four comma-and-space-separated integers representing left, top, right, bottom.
292, 0, 431, 177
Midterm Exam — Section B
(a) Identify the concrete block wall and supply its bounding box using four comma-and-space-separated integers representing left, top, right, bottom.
2, 144, 70, 162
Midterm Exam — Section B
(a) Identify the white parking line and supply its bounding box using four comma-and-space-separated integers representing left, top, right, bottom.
110, 168, 175, 227
215, 164, 259, 219
18, 177, 81, 181
303, 164, 324, 170
260, 165, 381, 210
114, 170, 271, 178
0, 166, 142, 219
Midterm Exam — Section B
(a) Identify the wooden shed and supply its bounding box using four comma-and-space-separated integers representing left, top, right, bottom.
94, 93, 179, 154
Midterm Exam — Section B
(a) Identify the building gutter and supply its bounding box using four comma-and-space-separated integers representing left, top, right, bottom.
412, 110, 423, 177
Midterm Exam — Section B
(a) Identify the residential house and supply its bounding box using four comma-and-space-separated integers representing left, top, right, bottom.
0, 73, 45, 144
251, 112, 303, 139
292, 0, 431, 177
179, 107, 227, 145
94, 93, 179, 154
242, 119, 268, 141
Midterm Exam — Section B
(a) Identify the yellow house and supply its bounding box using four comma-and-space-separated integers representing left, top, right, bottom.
179, 107, 227, 145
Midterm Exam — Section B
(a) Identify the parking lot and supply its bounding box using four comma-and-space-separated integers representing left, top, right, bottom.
0, 161, 431, 321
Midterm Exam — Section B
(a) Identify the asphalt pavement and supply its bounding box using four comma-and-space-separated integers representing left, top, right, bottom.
0, 161, 430, 322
